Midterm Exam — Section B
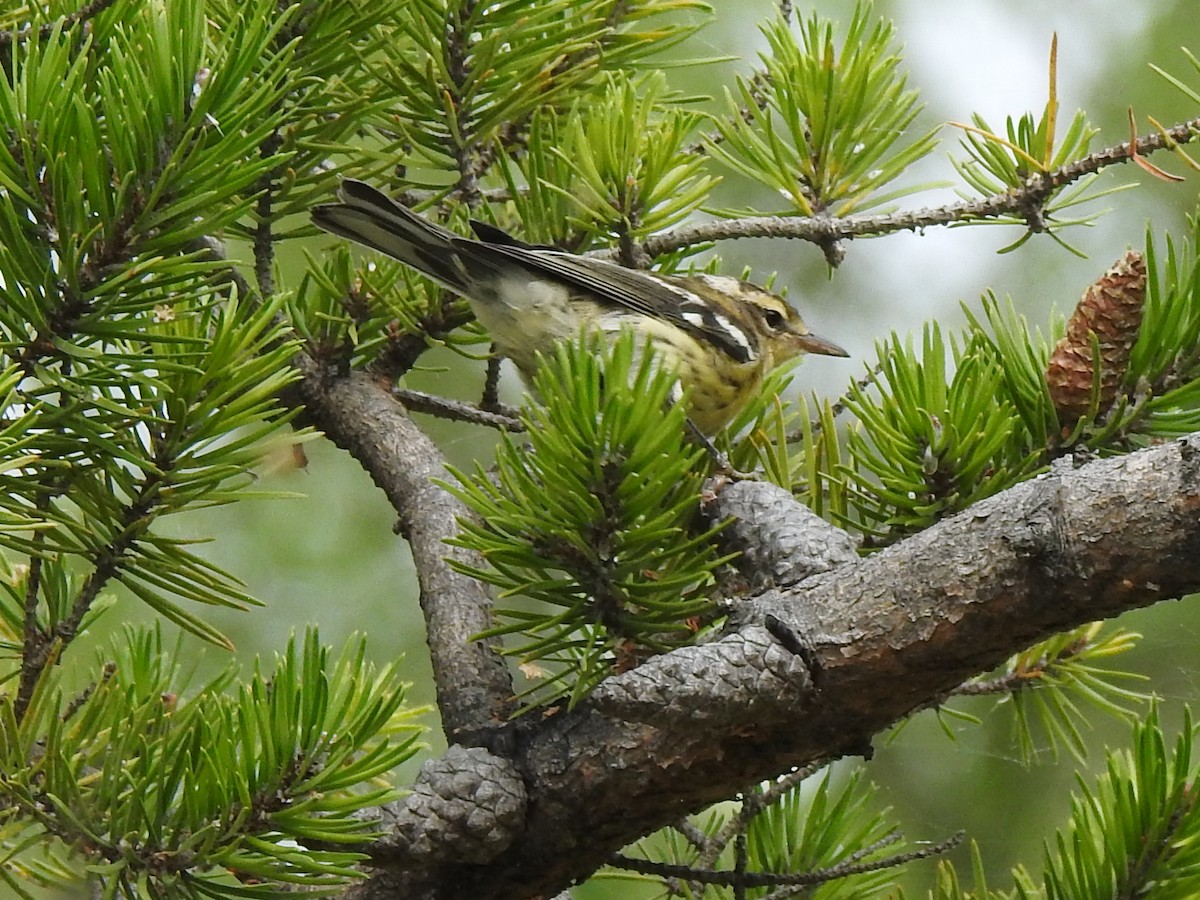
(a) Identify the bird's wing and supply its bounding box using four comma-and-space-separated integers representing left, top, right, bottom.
458, 240, 754, 363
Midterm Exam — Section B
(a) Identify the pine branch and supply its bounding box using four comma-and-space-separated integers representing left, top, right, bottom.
640, 116, 1200, 262
698, 760, 830, 870
444, 0, 485, 202
285, 357, 515, 737
16, 457, 185, 720
609, 830, 960, 892
5, 630, 417, 893
195, 231, 515, 733
392, 386, 523, 431
15, 528, 49, 721
253, 129, 283, 297
372, 293, 478, 378
480, 354, 504, 414
348, 433, 1200, 899
0, 0, 119, 48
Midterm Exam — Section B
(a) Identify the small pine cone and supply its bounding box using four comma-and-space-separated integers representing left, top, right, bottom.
702, 478, 858, 590
590, 624, 814, 725
371, 746, 527, 865
1045, 250, 1147, 431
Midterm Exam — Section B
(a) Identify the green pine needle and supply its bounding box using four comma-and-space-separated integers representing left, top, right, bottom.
444, 331, 728, 710
1042, 706, 1200, 899
707, 4, 939, 216
0, 627, 422, 897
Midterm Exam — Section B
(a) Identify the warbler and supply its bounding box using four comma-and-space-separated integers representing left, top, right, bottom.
311, 180, 848, 433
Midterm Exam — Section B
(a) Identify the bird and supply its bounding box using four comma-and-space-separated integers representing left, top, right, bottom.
311, 179, 848, 434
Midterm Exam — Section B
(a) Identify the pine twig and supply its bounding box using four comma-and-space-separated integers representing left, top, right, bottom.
480, 353, 504, 413
60, 662, 116, 724
253, 130, 284, 297
757, 832, 965, 900
0, 0, 119, 48
393, 386, 523, 431
687, 67, 774, 156
787, 362, 884, 445
698, 762, 829, 870
610, 830, 962, 892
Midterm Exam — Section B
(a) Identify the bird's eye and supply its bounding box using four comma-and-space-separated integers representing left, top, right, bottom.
763, 308, 786, 330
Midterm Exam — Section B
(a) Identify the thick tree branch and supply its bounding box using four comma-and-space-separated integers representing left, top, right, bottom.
192, 235, 515, 735
353, 434, 1200, 899
285, 357, 514, 738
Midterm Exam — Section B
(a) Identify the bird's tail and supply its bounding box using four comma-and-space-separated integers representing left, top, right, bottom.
311, 180, 471, 294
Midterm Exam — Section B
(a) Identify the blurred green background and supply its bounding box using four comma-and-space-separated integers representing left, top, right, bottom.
75, 1, 1200, 896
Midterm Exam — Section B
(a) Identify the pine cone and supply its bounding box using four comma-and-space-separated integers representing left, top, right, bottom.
372, 745, 527, 865
1045, 250, 1147, 432
701, 478, 858, 590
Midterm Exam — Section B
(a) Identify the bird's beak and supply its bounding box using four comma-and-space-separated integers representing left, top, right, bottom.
794, 331, 849, 358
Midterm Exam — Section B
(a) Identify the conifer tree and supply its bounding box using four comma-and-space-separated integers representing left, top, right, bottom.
1, 2, 1200, 899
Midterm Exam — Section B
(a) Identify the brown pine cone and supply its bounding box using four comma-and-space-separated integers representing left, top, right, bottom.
1045, 251, 1147, 432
